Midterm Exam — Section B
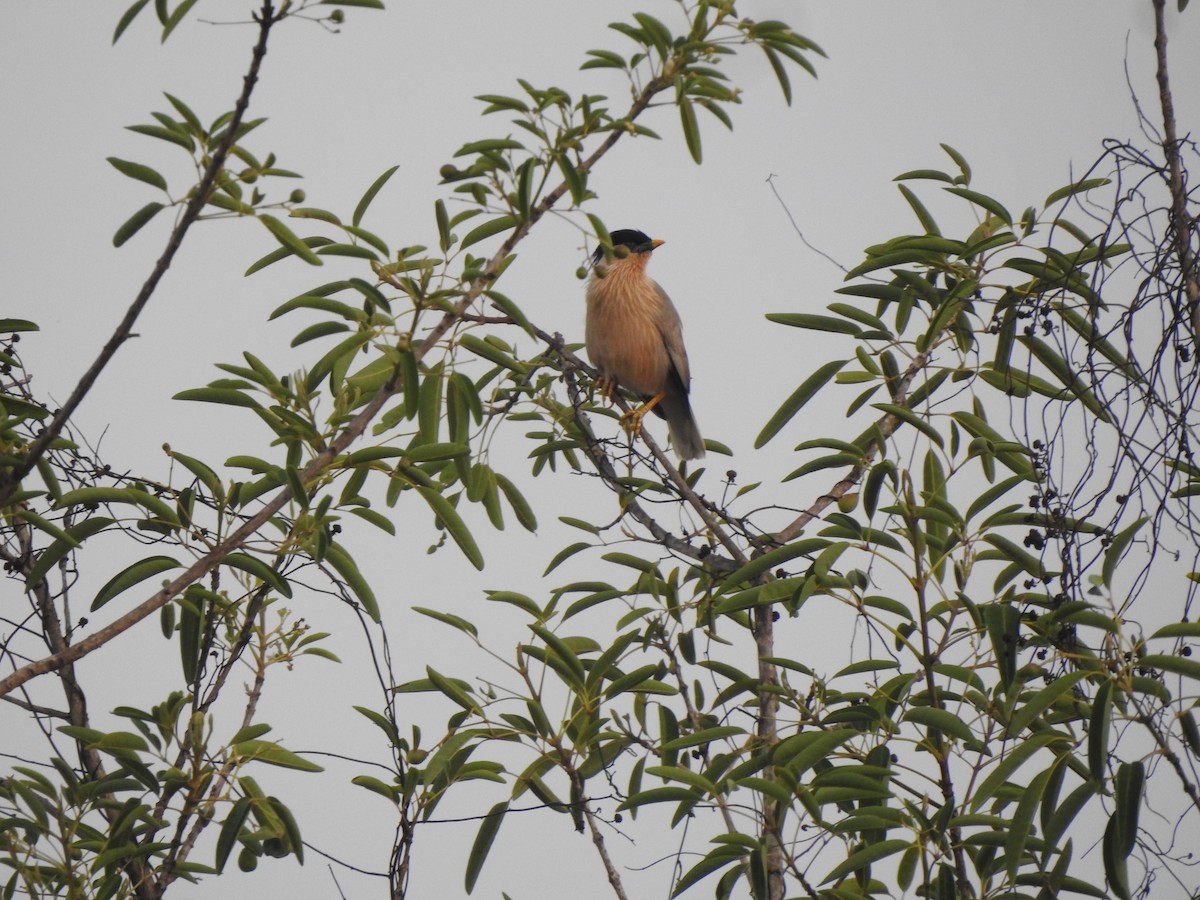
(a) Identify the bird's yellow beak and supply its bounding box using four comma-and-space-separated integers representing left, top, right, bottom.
650, 239, 665, 249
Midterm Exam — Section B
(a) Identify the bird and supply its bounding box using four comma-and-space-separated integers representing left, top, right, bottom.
585, 228, 705, 460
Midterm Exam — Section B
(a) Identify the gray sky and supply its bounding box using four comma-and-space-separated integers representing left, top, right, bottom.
3, 3, 1198, 898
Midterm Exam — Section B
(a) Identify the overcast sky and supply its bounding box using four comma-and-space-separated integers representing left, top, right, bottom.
3, 3, 1199, 898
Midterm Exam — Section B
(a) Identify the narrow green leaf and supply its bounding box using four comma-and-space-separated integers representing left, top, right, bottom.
107, 157, 168, 191
460, 214, 516, 250
465, 802, 507, 893
324, 541, 379, 620
871, 401, 944, 448
972, 731, 1068, 811
223, 552, 293, 598
426, 665, 479, 712
715, 541, 827, 597
1006, 669, 1090, 737
233, 739, 323, 772
259, 214, 323, 266
1044, 177, 1110, 207
113, 0, 152, 42
352, 164, 399, 227
417, 486, 484, 570
679, 96, 702, 164
1006, 761, 1058, 881
113, 202, 165, 246
92, 556, 181, 611
1149, 622, 1200, 639
161, 0, 199, 41
1102, 517, 1146, 589
821, 839, 910, 885
766, 313, 860, 335
945, 186, 1011, 225
897, 183, 941, 235
902, 707, 977, 746
1088, 679, 1113, 782
756, 359, 848, 448
1137, 653, 1200, 681
661, 726, 745, 752
215, 797, 252, 871
413, 606, 478, 639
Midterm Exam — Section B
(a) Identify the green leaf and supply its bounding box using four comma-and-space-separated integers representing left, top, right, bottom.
0, 318, 39, 333
902, 707, 977, 747
897, 183, 941, 235
1044, 177, 1110, 207
173, 387, 262, 409
417, 487, 484, 570
465, 802, 507, 893
460, 214, 516, 250
944, 186, 1011, 225
215, 797, 252, 871
972, 731, 1069, 811
233, 740, 323, 772
113, 0, 152, 42
1137, 653, 1200, 681
766, 313, 860, 335
413, 606, 478, 639
161, 0, 199, 41
1102, 517, 1146, 589
1089, 679, 1113, 782
716, 539, 827, 595
259, 214, 323, 266
113, 202, 165, 246
223, 552, 293, 598
56, 485, 179, 525
1149, 621, 1200, 639
1006, 669, 1090, 738
426, 665, 479, 712
1006, 761, 1059, 881
352, 164, 399, 227
91, 555, 181, 611
660, 726, 745, 752
107, 157, 168, 191
679, 96, 702, 164
324, 541, 380, 620
756, 359, 848, 447
821, 839, 910, 885
772, 729, 856, 776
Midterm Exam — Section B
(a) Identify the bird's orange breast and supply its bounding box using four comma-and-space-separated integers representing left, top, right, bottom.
586, 261, 670, 397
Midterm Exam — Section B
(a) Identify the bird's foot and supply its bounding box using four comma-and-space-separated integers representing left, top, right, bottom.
619, 407, 648, 439
595, 375, 616, 404
619, 393, 664, 440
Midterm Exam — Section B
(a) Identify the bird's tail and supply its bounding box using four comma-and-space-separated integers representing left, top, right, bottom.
662, 393, 705, 461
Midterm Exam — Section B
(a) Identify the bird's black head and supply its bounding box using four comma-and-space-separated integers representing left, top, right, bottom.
591, 229, 659, 265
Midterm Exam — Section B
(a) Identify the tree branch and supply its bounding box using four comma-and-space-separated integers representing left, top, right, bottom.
0, 1, 280, 505
0, 62, 678, 699
1151, 0, 1200, 338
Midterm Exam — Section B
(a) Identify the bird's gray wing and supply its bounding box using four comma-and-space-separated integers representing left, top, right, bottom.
653, 281, 691, 390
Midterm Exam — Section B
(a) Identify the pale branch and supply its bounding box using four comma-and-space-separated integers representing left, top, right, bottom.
582, 799, 631, 900
0, 59, 683, 698
1151, 0, 1200, 339
544, 327, 747, 571
0, 1, 280, 505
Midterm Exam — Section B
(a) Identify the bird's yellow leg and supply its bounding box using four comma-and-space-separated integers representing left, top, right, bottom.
620, 392, 664, 439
